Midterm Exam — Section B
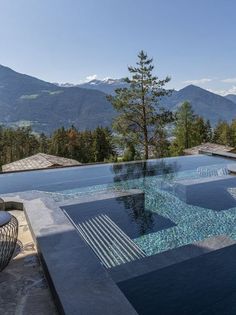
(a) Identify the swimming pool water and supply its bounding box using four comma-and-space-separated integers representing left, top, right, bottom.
62, 179, 236, 255
54, 163, 236, 256
2, 155, 236, 256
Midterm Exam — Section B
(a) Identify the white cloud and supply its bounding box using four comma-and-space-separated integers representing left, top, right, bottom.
221, 78, 236, 84
84, 74, 98, 82
207, 86, 236, 96
80, 74, 115, 83
183, 78, 213, 85
225, 86, 236, 95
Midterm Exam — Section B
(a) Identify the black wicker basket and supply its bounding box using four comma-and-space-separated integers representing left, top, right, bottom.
0, 212, 18, 271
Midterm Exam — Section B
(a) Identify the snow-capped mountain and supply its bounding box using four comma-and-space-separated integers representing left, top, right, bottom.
87, 78, 124, 85
55, 78, 127, 94
54, 82, 78, 88
79, 78, 128, 94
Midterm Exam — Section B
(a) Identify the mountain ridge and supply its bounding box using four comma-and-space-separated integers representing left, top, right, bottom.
0, 64, 236, 133
225, 94, 236, 104
159, 84, 236, 125
0, 65, 115, 133
78, 78, 127, 94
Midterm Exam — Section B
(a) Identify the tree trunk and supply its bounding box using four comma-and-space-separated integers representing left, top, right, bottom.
185, 113, 188, 148
142, 73, 149, 160
144, 125, 149, 160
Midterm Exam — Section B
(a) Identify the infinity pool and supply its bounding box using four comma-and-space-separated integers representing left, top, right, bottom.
2, 154, 236, 256
59, 160, 236, 256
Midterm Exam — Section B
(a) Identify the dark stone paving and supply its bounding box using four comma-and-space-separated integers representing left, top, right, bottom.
118, 244, 236, 315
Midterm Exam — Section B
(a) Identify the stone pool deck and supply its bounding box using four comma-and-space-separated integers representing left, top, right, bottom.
0, 210, 57, 315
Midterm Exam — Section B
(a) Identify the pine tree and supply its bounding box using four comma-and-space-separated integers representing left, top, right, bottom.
93, 127, 114, 162
171, 101, 195, 154
213, 121, 231, 145
39, 133, 49, 153
66, 125, 79, 159
154, 125, 170, 158
49, 127, 68, 156
107, 50, 172, 160
192, 116, 210, 145
230, 119, 236, 147
123, 143, 136, 161
205, 120, 212, 142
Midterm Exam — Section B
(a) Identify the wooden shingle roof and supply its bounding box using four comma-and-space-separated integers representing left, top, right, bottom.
2, 153, 81, 172
184, 143, 234, 155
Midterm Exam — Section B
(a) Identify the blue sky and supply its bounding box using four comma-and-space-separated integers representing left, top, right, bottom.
0, 0, 236, 95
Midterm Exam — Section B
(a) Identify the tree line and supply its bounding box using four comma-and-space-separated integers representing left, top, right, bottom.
0, 126, 115, 167
0, 102, 234, 167
170, 101, 236, 155
170, 101, 212, 156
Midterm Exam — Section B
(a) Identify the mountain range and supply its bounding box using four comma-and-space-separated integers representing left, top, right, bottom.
79, 78, 127, 95
0, 65, 114, 133
0, 64, 236, 134
55, 78, 127, 94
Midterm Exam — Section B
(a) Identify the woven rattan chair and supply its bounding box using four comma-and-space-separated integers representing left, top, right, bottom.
0, 210, 18, 271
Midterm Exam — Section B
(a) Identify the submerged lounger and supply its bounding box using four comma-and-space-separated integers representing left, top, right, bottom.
66, 213, 146, 268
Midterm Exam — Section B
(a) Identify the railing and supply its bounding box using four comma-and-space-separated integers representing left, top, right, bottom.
65, 213, 146, 268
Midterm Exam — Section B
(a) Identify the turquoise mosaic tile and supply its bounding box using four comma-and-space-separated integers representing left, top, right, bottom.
36, 165, 236, 256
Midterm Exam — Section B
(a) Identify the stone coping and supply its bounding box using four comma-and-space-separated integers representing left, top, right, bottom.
56, 189, 144, 207
200, 150, 236, 160
1, 192, 138, 315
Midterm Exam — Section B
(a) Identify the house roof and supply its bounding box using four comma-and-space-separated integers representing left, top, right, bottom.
184, 143, 234, 155
2, 153, 81, 172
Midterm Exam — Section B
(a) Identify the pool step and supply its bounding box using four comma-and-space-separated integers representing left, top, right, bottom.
197, 165, 229, 177
71, 214, 146, 268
